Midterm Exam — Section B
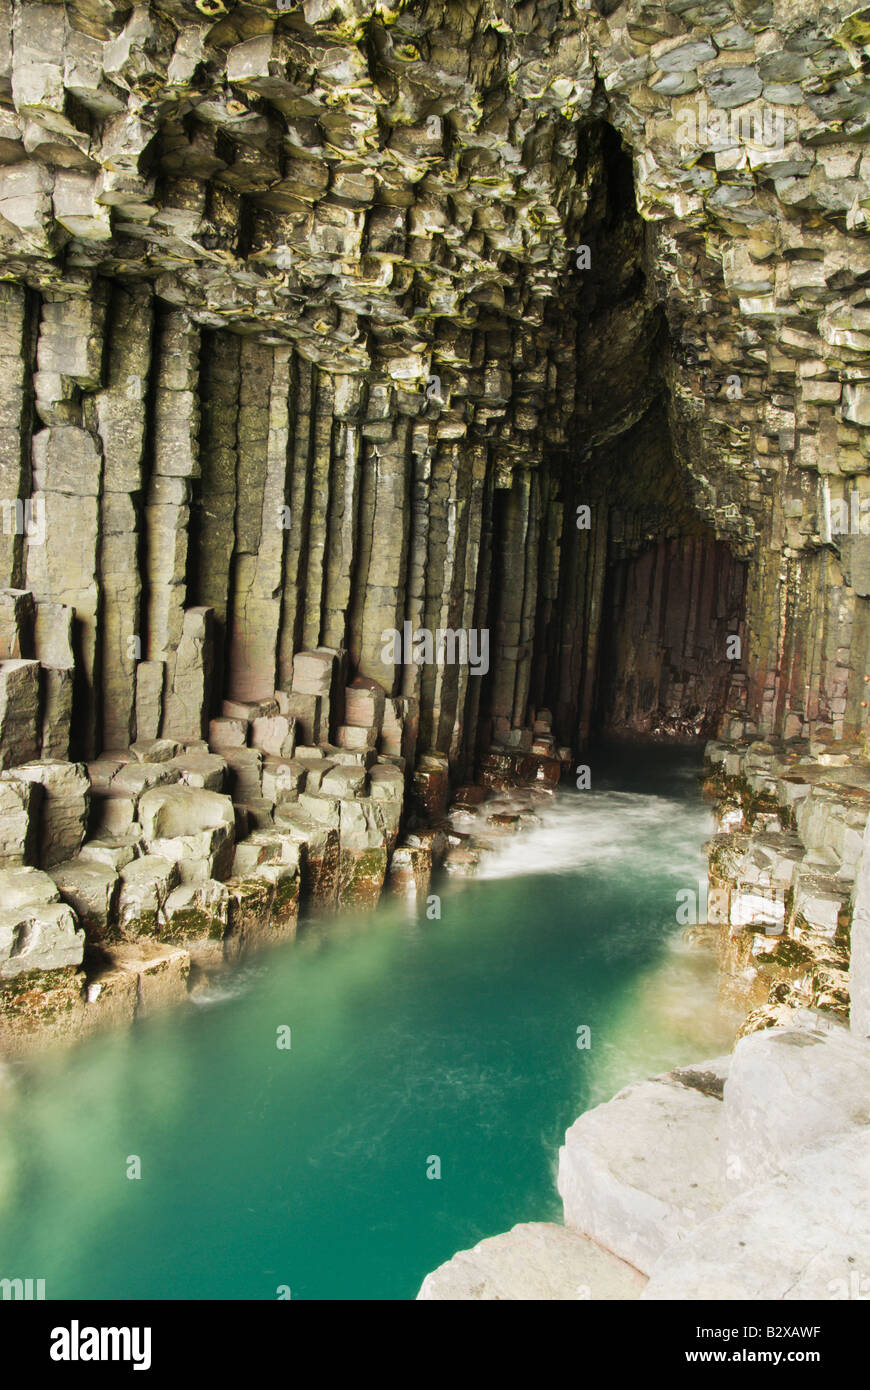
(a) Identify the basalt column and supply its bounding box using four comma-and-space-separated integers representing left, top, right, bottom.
4, 0, 870, 1025
597, 536, 747, 740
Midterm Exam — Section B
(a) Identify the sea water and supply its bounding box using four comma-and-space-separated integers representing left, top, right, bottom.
0, 746, 738, 1300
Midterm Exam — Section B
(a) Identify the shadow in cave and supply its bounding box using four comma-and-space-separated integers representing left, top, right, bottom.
593, 531, 748, 743
476, 118, 751, 757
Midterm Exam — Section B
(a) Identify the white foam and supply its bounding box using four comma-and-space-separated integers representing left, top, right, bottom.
189, 961, 264, 1008
474, 787, 713, 883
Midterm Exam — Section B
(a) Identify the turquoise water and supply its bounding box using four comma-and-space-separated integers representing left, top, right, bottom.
0, 747, 737, 1301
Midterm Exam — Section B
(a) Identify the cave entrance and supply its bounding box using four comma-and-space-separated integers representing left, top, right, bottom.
594, 533, 747, 742
479, 119, 748, 756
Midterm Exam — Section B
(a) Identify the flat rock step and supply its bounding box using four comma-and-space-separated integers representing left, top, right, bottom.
724, 1013, 870, 1193
557, 1057, 730, 1275
416, 1221, 646, 1301
643, 1130, 870, 1300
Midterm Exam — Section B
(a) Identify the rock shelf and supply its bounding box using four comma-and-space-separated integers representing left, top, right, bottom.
420, 1017, 870, 1300
0, 648, 568, 1052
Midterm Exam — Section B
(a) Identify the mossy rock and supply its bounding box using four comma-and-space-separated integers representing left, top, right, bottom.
339, 847, 387, 910
0, 966, 86, 1042
104, 910, 161, 944
163, 906, 228, 943
271, 874, 299, 927
226, 876, 275, 941
0, 964, 81, 1004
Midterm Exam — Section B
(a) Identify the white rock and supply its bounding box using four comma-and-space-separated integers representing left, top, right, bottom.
0, 864, 59, 908
48, 857, 119, 936
118, 855, 179, 927
0, 899, 84, 977
321, 764, 367, 798
558, 1058, 730, 1274
137, 784, 234, 840
723, 1019, 870, 1192
417, 1222, 646, 1301
643, 1131, 870, 1300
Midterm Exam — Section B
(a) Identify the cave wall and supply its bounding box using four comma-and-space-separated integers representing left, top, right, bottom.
597, 535, 746, 739
6, 0, 870, 1036
0, 0, 662, 776
0, 0, 868, 773
0, 271, 588, 772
